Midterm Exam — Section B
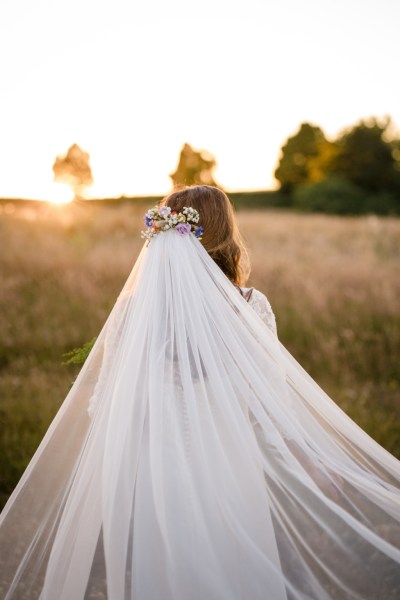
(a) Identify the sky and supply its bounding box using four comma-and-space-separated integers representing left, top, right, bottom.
0, 0, 399, 201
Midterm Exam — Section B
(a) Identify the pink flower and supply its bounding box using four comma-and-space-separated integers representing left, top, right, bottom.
175, 223, 191, 235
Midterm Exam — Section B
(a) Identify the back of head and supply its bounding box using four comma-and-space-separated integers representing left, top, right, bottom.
161, 185, 250, 286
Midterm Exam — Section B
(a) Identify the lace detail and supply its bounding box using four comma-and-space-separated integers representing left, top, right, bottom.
241, 287, 278, 337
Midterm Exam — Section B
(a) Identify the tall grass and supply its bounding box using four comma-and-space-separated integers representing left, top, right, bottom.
0, 200, 399, 508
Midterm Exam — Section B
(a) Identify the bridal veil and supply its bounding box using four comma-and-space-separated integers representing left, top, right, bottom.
0, 228, 399, 599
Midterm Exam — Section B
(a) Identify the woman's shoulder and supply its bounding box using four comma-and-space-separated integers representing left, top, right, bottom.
239, 286, 255, 302
240, 286, 271, 305
240, 287, 277, 336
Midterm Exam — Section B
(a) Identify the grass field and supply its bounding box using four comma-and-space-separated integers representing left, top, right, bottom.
1, 199, 399, 509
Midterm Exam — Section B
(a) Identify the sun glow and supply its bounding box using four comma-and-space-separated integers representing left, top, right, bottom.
43, 183, 75, 205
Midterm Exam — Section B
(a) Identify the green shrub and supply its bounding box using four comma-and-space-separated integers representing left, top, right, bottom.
363, 191, 400, 215
293, 177, 367, 215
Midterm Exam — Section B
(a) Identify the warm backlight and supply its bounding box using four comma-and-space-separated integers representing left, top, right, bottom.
44, 184, 75, 205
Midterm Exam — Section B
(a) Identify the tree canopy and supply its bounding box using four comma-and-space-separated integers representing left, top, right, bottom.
329, 117, 400, 193
274, 123, 328, 192
274, 117, 400, 214
53, 144, 93, 200
170, 143, 218, 188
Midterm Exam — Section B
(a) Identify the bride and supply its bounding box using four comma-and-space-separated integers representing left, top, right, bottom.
0, 184, 399, 600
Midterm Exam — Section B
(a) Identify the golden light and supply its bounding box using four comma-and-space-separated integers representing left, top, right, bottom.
44, 183, 75, 205
0, 1, 398, 200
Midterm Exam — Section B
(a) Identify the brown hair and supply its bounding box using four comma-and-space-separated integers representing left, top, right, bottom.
161, 185, 250, 286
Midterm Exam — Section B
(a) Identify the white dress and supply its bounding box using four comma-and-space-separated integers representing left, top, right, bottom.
240, 286, 278, 337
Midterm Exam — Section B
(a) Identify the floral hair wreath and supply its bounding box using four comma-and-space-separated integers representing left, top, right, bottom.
141, 205, 204, 242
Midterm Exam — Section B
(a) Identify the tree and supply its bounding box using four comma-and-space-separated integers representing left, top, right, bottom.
328, 117, 400, 193
274, 123, 328, 192
53, 144, 93, 200
307, 139, 339, 184
170, 143, 218, 188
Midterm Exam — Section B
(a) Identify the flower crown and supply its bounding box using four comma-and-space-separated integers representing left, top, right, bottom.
141, 205, 204, 241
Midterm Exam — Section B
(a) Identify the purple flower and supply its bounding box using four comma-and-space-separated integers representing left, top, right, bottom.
159, 206, 171, 218
145, 216, 152, 227
194, 226, 204, 237
175, 223, 191, 235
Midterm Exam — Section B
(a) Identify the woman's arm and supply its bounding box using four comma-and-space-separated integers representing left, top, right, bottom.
246, 288, 278, 337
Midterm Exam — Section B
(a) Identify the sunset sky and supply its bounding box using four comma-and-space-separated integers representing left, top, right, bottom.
0, 0, 399, 201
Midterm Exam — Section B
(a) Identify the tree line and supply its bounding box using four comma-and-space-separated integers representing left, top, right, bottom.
274, 117, 400, 215
53, 115, 400, 214
52, 142, 218, 201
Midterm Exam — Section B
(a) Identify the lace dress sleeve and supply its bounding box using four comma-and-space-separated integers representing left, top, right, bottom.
242, 287, 278, 337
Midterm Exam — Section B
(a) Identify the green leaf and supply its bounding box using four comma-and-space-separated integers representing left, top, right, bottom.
61, 336, 97, 366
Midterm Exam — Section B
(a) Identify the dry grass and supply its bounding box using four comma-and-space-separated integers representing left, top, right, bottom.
1, 201, 399, 508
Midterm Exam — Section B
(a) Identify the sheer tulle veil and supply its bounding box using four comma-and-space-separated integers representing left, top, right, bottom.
0, 226, 400, 599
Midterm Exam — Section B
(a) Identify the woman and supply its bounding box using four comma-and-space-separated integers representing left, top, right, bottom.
0, 185, 399, 600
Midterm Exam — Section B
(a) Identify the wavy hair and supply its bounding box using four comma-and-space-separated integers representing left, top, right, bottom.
161, 185, 250, 286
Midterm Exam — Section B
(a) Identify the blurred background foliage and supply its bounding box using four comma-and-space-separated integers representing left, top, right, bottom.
169, 143, 218, 188
45, 114, 400, 216
274, 116, 400, 215
53, 144, 94, 201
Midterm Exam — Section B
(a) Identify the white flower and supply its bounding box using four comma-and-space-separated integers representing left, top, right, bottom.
159, 206, 171, 218
141, 205, 204, 243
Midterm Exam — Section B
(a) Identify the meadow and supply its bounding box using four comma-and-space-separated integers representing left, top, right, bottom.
0, 199, 399, 509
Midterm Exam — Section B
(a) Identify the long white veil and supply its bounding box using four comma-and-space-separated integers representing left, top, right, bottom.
0, 229, 400, 600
